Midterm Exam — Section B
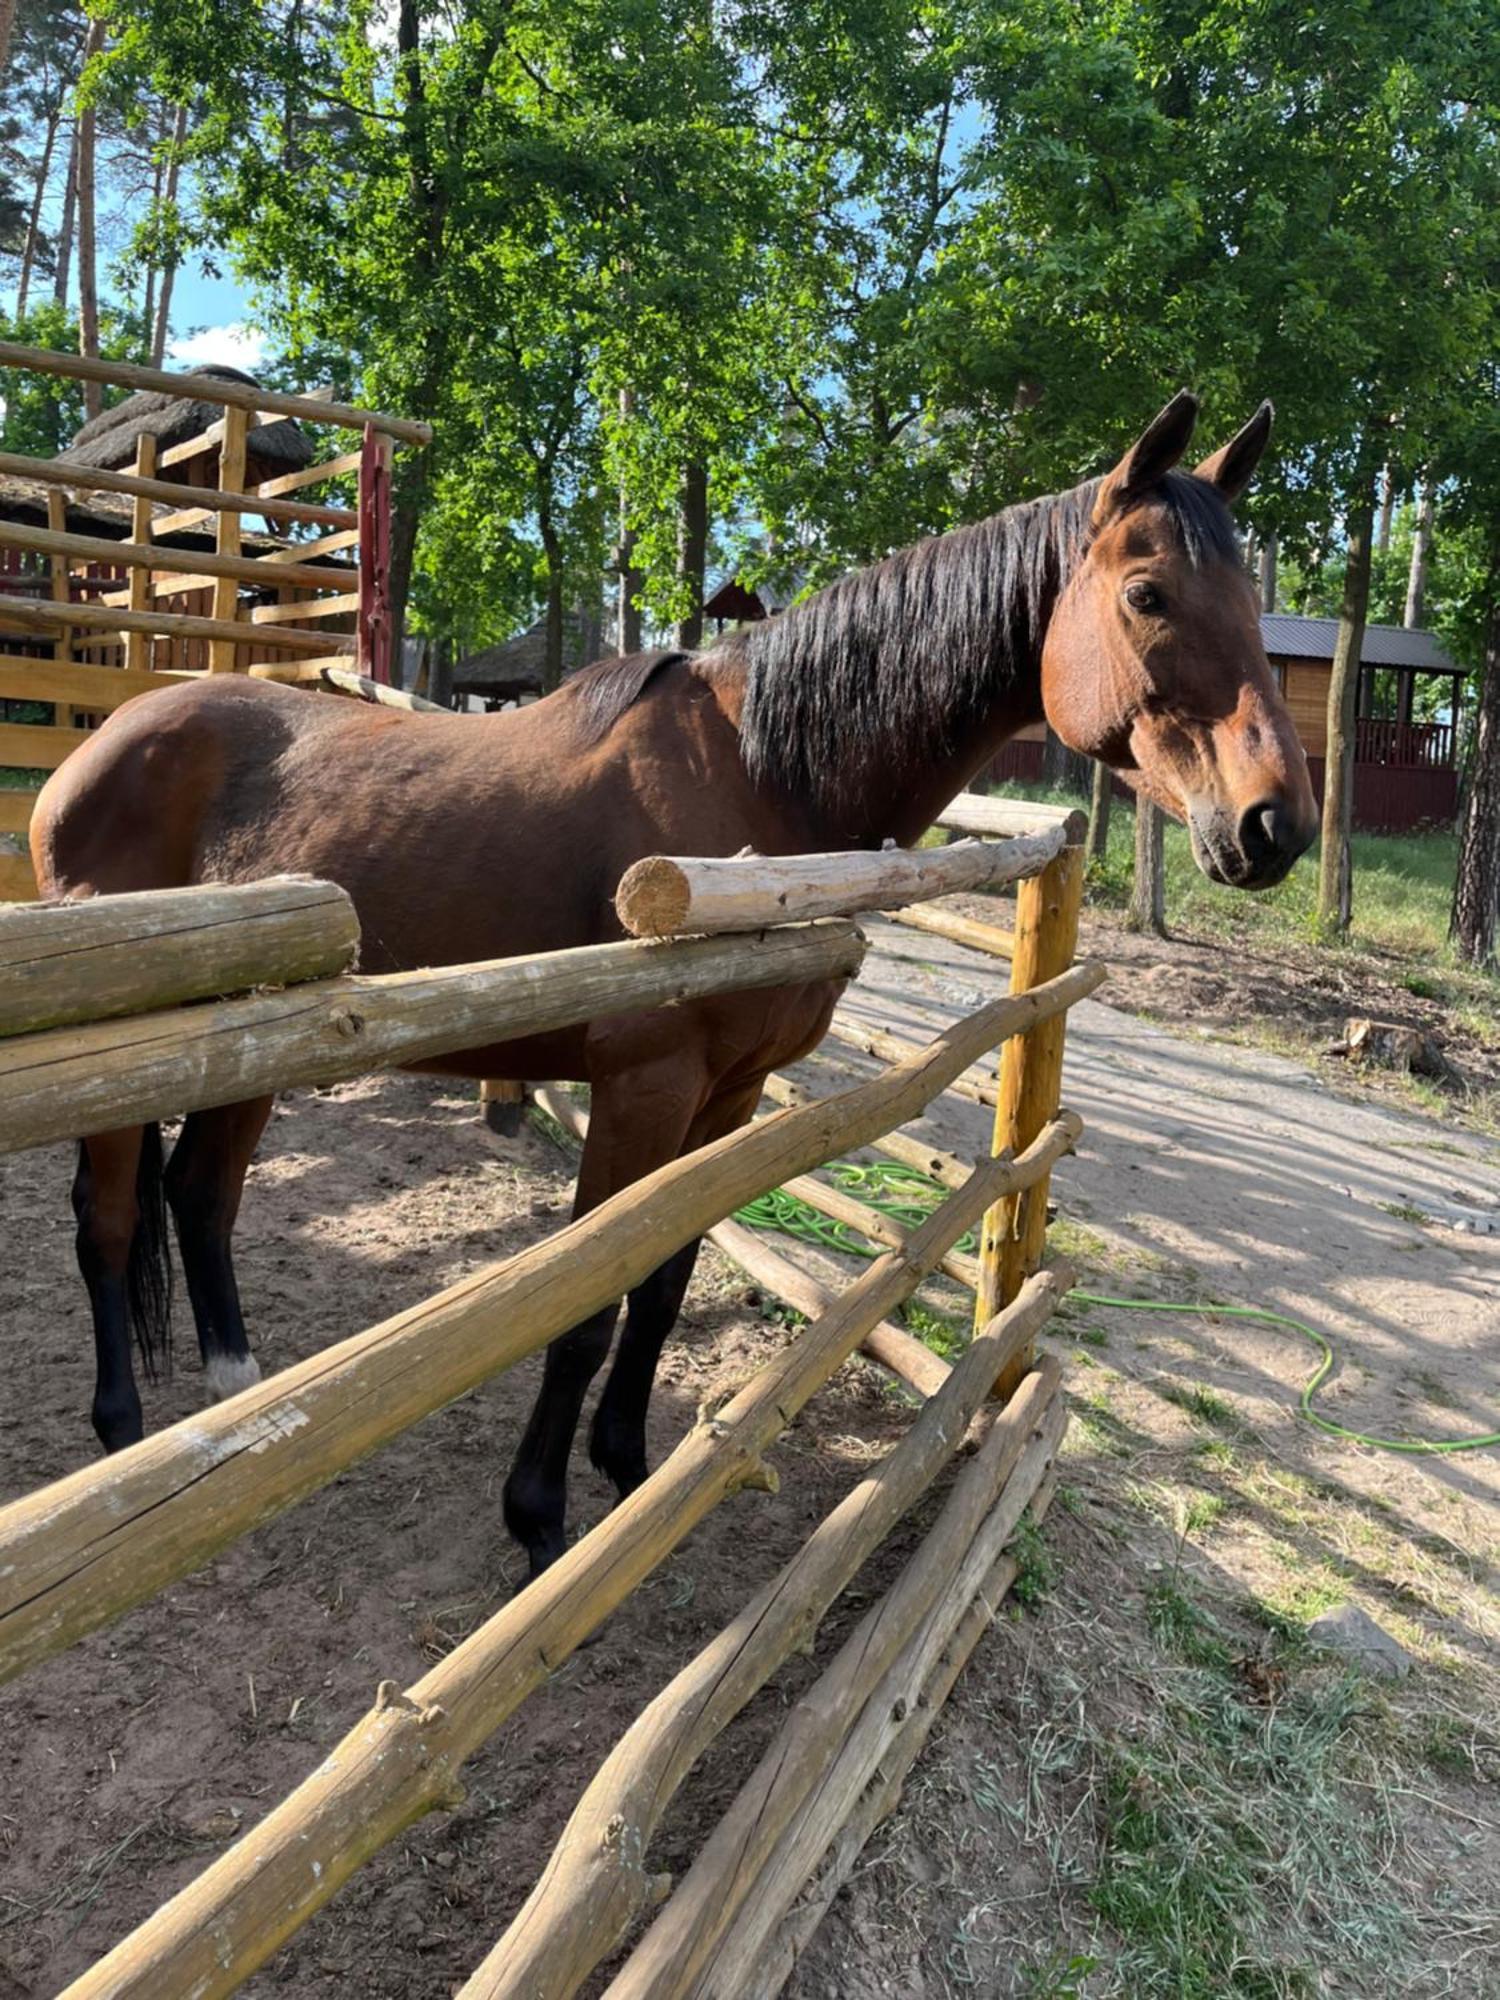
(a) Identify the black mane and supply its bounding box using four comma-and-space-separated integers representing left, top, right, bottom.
730, 471, 1240, 821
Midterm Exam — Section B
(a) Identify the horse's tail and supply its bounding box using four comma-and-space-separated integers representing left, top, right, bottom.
127, 1123, 173, 1380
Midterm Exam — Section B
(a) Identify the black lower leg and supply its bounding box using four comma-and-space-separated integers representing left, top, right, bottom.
589, 1237, 703, 1498
165, 1102, 270, 1399
503, 1303, 618, 1578
72, 1141, 144, 1453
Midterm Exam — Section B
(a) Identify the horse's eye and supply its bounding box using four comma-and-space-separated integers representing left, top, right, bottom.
1125, 581, 1163, 615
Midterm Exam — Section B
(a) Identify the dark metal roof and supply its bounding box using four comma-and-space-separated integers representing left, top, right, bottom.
1261, 613, 1460, 674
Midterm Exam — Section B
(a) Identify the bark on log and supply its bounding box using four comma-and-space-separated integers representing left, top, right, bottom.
935, 793, 1087, 844
760, 1071, 973, 1189
884, 902, 1017, 959
0, 448, 356, 528
709, 1473, 1059, 2000
0, 919, 869, 1155
612, 1375, 1068, 1999
826, 1012, 999, 1106
0, 516, 342, 594
0, 982, 1096, 1695
56, 1170, 1070, 2000
0, 593, 352, 656
0, 878, 360, 1039
458, 1283, 1071, 2000
615, 831, 1065, 938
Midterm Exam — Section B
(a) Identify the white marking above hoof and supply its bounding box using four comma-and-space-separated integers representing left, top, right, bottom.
205, 1353, 263, 1403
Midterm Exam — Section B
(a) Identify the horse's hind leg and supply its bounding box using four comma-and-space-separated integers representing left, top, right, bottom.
588, 1079, 764, 1502
73, 1126, 163, 1452
164, 1096, 273, 1401
503, 1057, 707, 1580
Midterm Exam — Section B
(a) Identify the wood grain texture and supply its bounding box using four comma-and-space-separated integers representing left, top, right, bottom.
0, 918, 871, 1155
0, 877, 360, 1039
615, 830, 1065, 938
935, 791, 1089, 843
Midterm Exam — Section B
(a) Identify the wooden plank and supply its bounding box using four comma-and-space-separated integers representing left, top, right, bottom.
156, 416, 227, 471
250, 590, 361, 625
0, 447, 356, 530
615, 829, 1066, 938
0, 658, 182, 709
251, 450, 364, 500
0, 918, 880, 1156
258, 527, 361, 561
886, 902, 1017, 959
0, 517, 344, 595
0, 340, 433, 443
44, 494, 73, 706
0, 853, 38, 902
0, 791, 38, 835
0, 720, 94, 769
0, 596, 354, 656
0, 878, 361, 1039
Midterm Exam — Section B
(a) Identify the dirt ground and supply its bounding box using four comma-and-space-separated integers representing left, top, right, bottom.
1, 912, 1497, 1998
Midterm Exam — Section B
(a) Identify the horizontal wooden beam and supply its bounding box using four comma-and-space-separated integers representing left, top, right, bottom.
0, 341, 433, 444
250, 590, 360, 624
0, 518, 347, 595
0, 918, 876, 1156
258, 527, 361, 561
615, 829, 1066, 938
246, 657, 361, 684
0, 878, 361, 1039
885, 902, 1017, 959
0, 719, 94, 769
0, 790, 38, 834
318, 667, 448, 712
0, 656, 184, 710
0, 853, 37, 902
936, 791, 1088, 844
251, 450, 364, 500
0, 596, 354, 656
0, 447, 356, 530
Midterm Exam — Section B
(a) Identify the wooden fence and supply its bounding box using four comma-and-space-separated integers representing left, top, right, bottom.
0, 807, 1094, 1997
0, 342, 429, 902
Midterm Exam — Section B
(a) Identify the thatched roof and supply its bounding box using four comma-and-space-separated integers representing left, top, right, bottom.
0, 471, 135, 537
58, 365, 315, 475
454, 611, 607, 698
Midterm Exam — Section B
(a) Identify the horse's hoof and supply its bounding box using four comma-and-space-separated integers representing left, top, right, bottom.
204, 1352, 262, 1403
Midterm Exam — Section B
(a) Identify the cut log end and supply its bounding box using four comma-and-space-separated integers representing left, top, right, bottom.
616, 857, 694, 938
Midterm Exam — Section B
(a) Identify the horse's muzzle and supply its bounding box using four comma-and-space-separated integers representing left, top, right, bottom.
1189, 795, 1318, 891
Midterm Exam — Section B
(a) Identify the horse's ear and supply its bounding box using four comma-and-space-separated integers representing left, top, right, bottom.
1092, 390, 1200, 528
1194, 401, 1274, 504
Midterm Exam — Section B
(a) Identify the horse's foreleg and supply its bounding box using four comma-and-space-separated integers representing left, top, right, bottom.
73, 1127, 150, 1452
164, 1096, 273, 1402
587, 1079, 764, 1500
502, 1057, 709, 1580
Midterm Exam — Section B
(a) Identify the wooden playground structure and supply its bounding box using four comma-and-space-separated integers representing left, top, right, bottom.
0, 799, 1095, 1996
0, 342, 430, 903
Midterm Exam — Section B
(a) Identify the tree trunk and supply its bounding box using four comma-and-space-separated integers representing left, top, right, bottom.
1404, 486, 1433, 629
1129, 798, 1166, 935
539, 503, 565, 692
53, 122, 80, 306
676, 459, 708, 650
617, 388, 643, 655
149, 106, 189, 366
16, 110, 61, 321
76, 22, 106, 419
387, 467, 425, 674
1041, 728, 1088, 795
1450, 545, 1500, 969
428, 632, 455, 710
1259, 533, 1277, 613
0, 0, 16, 80
1085, 760, 1112, 866
1317, 489, 1375, 935
1376, 466, 1395, 555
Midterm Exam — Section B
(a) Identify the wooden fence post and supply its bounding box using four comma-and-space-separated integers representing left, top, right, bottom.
973, 841, 1085, 1399
125, 433, 156, 674
43, 492, 73, 727
208, 404, 248, 672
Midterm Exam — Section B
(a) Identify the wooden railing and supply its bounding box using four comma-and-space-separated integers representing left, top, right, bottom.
0, 344, 428, 900
1355, 715, 1454, 769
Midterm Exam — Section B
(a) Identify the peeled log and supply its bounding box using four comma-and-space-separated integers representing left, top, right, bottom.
0, 877, 360, 1039
935, 791, 1087, 844
0, 918, 867, 1155
615, 830, 1065, 938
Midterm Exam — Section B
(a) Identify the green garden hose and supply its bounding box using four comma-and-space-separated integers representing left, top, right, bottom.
734, 1169, 1499, 1458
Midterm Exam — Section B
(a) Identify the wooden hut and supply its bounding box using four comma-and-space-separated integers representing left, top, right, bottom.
58, 364, 315, 494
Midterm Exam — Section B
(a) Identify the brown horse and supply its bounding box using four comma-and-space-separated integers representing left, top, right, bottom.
29, 391, 1316, 1577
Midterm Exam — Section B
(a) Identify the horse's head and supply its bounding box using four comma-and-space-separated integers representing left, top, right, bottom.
1042, 392, 1318, 890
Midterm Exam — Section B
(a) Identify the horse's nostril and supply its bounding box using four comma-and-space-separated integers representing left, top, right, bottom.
1242, 798, 1309, 865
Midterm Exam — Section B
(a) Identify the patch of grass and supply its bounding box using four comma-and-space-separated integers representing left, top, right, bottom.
1073, 1322, 1110, 1348
1011, 1518, 1055, 1611
1159, 1380, 1247, 1435
1048, 1217, 1113, 1268
901, 1297, 964, 1359
1378, 1198, 1434, 1226
1144, 1578, 1233, 1668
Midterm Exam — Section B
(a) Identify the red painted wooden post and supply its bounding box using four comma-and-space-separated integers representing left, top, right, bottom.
357, 424, 394, 685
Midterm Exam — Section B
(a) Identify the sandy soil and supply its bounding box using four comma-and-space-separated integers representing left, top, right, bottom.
1, 916, 1496, 1997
